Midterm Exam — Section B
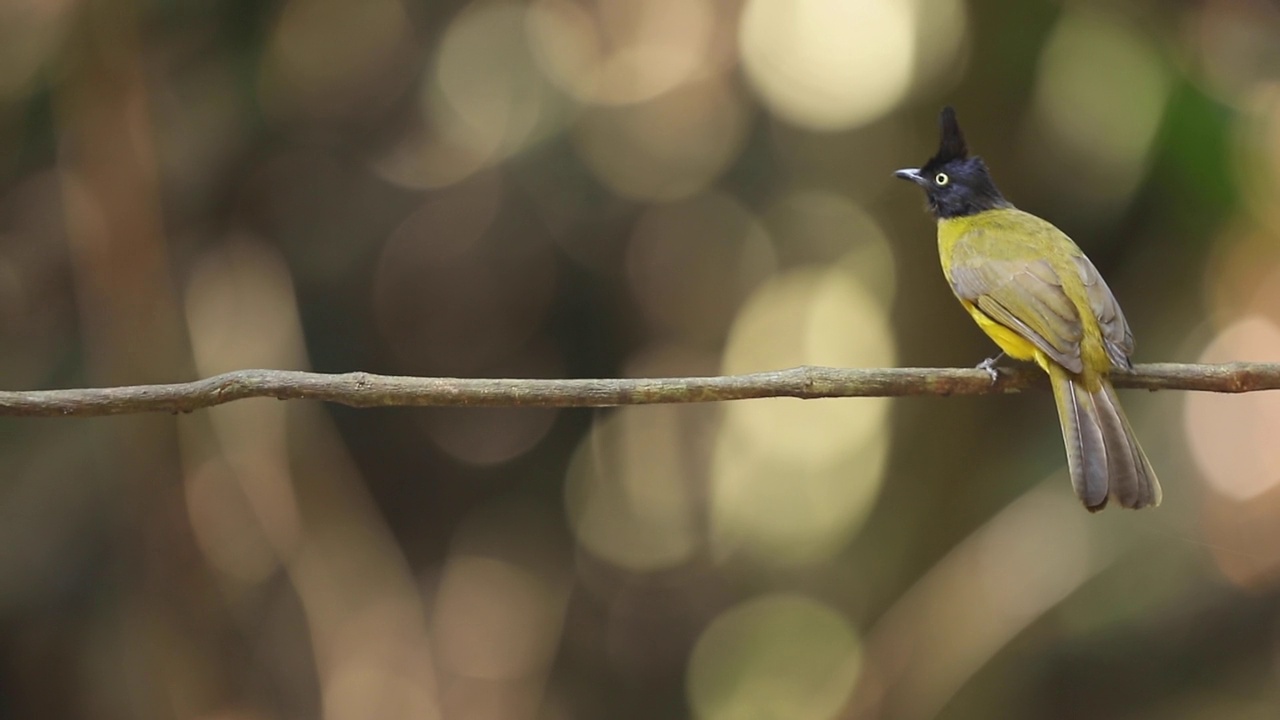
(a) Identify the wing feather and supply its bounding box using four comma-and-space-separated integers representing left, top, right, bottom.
1072, 256, 1135, 369
949, 253, 1085, 374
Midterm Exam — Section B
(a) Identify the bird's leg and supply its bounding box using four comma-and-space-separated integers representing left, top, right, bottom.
976, 351, 1005, 384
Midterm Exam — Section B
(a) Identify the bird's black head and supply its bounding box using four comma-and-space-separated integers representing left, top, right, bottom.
895, 107, 1011, 219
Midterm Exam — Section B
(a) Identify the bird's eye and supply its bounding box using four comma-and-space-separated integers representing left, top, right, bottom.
935, 172, 949, 186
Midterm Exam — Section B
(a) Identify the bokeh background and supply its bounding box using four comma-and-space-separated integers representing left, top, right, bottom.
1, 0, 1278, 718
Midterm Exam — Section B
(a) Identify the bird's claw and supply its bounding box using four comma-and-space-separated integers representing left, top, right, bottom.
976, 353, 1004, 384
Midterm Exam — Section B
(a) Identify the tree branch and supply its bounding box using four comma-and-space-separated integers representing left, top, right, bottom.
0, 363, 1275, 418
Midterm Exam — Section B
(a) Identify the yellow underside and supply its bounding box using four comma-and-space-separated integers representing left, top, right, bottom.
960, 300, 1051, 373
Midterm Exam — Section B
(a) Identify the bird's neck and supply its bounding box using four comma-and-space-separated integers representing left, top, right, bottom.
930, 192, 1012, 220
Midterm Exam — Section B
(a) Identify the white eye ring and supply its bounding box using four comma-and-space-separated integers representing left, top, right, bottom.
935, 172, 949, 186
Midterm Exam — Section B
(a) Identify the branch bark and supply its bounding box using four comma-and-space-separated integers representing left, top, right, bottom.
0, 362, 1275, 418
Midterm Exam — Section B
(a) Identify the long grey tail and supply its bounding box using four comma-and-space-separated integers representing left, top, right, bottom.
1047, 364, 1161, 511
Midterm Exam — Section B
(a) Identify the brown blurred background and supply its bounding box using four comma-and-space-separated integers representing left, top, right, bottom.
1, 0, 1279, 718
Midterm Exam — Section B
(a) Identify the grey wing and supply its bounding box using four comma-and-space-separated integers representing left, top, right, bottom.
949, 251, 1086, 374
1072, 255, 1135, 369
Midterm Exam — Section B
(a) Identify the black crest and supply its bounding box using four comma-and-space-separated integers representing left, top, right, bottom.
895, 106, 1011, 219
926, 106, 968, 170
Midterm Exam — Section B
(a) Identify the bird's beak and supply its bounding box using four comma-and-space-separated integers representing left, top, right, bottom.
894, 168, 925, 185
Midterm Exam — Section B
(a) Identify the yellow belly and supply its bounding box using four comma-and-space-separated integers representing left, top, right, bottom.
960, 300, 1051, 373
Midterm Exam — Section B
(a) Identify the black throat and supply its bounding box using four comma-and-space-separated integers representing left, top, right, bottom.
927, 177, 1012, 219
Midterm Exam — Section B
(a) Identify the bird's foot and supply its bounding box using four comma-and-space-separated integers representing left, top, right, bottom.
976, 352, 1005, 384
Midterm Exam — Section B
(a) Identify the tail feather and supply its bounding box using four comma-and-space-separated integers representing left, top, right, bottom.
1048, 363, 1161, 511
1099, 381, 1161, 508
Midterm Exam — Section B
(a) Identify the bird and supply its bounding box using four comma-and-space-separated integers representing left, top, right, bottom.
895, 106, 1160, 511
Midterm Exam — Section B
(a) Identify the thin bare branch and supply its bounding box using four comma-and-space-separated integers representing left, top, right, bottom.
0, 362, 1274, 418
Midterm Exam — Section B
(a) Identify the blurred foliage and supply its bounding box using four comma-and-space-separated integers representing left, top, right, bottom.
0, 0, 1279, 719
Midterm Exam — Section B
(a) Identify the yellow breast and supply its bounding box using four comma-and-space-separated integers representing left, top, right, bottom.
936, 210, 1058, 374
